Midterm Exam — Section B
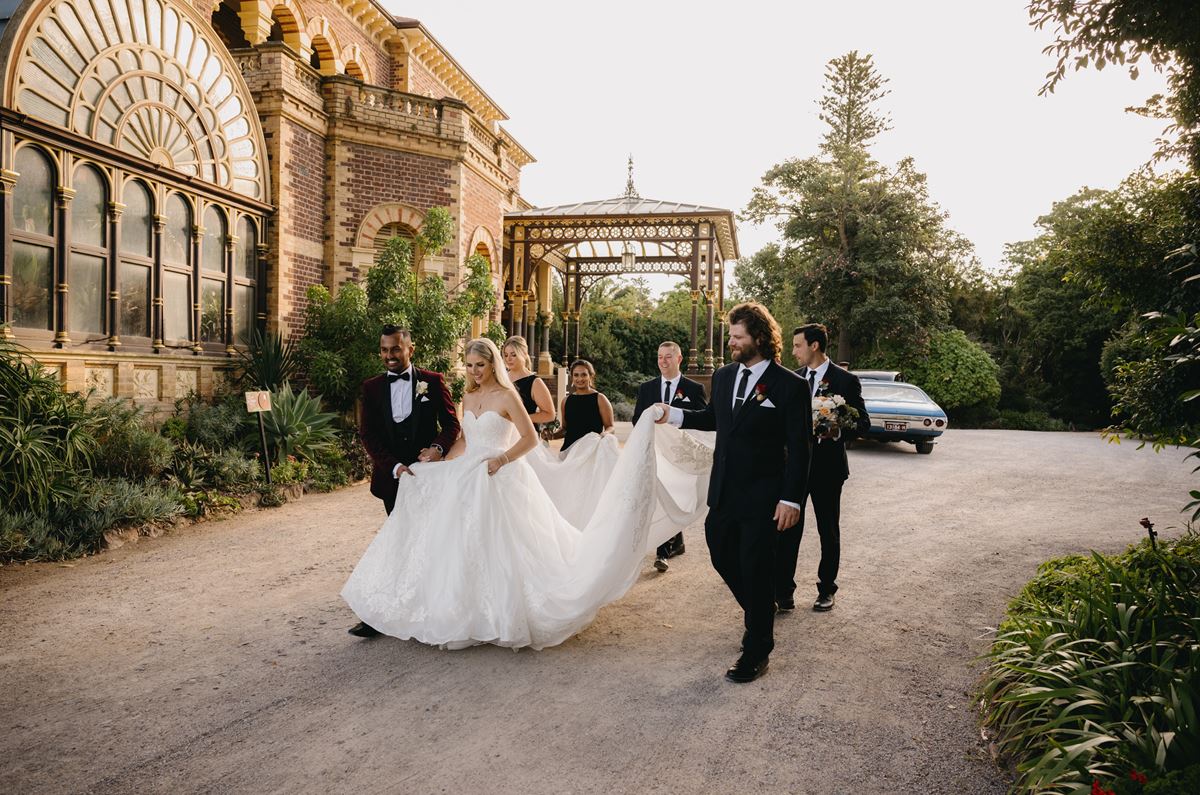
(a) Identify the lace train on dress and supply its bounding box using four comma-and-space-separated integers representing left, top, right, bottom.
341, 410, 713, 650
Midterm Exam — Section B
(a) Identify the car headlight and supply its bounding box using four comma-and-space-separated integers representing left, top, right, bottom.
935, 419, 945, 427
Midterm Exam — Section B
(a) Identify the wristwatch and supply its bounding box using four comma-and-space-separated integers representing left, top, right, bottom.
430, 444, 444, 456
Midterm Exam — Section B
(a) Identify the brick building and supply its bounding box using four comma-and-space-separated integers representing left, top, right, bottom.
0, 0, 533, 408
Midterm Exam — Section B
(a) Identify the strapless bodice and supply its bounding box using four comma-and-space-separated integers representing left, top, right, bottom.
462, 410, 516, 452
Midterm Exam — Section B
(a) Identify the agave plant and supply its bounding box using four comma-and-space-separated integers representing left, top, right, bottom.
258, 382, 338, 464
235, 328, 302, 392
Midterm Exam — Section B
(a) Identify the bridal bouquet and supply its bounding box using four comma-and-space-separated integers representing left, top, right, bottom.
812, 393, 860, 438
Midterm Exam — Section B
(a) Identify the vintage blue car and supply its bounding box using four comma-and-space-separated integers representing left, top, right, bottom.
855, 379, 948, 454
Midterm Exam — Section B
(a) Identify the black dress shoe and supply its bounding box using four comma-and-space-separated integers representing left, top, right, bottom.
348, 621, 382, 638
653, 557, 669, 572
777, 597, 795, 612
725, 654, 769, 683
813, 594, 835, 612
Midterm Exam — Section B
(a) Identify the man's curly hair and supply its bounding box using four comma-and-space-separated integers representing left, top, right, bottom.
727, 301, 783, 362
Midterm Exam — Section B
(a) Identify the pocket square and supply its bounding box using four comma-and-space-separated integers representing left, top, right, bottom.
419, 396, 430, 402
677, 395, 690, 403
760, 398, 777, 408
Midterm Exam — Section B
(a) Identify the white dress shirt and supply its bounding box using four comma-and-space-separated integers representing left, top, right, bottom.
661, 374, 679, 404
804, 357, 830, 397
390, 365, 414, 422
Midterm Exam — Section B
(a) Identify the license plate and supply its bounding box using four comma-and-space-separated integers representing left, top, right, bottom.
884, 421, 907, 431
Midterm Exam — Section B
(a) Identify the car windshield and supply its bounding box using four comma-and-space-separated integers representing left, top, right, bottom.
861, 383, 928, 403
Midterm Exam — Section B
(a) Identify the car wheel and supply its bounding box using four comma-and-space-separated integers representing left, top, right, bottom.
915, 441, 934, 455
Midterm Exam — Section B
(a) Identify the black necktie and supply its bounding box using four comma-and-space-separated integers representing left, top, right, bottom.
388, 370, 411, 382
808, 369, 816, 395
663, 380, 672, 404
733, 368, 751, 410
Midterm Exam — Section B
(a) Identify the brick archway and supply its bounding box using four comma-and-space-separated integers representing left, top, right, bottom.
355, 203, 425, 250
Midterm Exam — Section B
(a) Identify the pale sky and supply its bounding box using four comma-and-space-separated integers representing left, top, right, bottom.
386, 0, 1173, 286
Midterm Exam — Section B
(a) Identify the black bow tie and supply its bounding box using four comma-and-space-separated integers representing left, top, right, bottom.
387, 371, 411, 382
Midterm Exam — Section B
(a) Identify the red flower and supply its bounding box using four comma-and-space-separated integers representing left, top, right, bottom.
1129, 770, 1148, 784
754, 383, 767, 401
1091, 781, 1115, 795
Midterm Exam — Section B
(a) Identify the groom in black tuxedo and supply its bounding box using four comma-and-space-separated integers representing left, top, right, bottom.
351, 325, 460, 639
632, 341, 708, 571
776, 323, 870, 613
658, 303, 810, 683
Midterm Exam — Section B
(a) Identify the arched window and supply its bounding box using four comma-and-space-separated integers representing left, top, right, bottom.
234, 216, 259, 345
119, 181, 153, 337
69, 165, 107, 334
11, 146, 55, 330
373, 222, 417, 260
200, 205, 227, 344
162, 194, 193, 344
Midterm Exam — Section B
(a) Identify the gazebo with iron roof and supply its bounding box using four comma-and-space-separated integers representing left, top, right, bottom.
502, 168, 740, 380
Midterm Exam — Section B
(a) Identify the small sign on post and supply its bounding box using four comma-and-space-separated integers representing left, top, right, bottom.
245, 391, 273, 485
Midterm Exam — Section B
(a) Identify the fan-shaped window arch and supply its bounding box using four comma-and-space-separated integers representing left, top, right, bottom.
69, 164, 108, 334
8, 0, 269, 202
10, 145, 56, 330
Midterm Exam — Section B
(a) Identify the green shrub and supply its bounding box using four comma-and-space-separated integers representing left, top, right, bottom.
904, 328, 1001, 416
1, 479, 184, 561
205, 450, 262, 493
1109, 762, 1200, 794
176, 392, 246, 450
260, 382, 338, 464
338, 429, 371, 482
90, 399, 175, 479
307, 445, 352, 492
981, 409, 1072, 432
980, 532, 1200, 793
271, 456, 311, 486
0, 338, 101, 513
180, 489, 242, 518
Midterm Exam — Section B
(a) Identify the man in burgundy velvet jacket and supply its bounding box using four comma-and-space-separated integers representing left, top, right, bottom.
350, 325, 461, 639
358, 325, 460, 517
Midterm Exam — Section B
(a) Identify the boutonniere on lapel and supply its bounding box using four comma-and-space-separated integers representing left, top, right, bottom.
415, 380, 429, 397
754, 383, 768, 402
815, 379, 831, 397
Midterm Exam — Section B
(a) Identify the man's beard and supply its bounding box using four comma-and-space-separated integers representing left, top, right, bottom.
731, 343, 759, 363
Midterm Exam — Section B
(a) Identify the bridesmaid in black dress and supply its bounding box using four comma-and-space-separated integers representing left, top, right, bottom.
501, 336, 556, 425
558, 359, 614, 453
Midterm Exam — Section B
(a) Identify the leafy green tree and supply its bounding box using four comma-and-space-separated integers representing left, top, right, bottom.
743, 52, 973, 364
300, 208, 495, 412
1029, 0, 1200, 169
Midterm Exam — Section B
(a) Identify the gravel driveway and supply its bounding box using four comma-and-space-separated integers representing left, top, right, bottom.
0, 430, 1193, 794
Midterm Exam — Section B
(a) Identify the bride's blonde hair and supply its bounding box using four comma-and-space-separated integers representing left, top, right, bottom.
464, 338, 517, 394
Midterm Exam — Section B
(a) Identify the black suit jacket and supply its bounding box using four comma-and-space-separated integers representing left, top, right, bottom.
800, 362, 870, 483
678, 361, 810, 518
359, 369, 460, 502
632, 374, 708, 424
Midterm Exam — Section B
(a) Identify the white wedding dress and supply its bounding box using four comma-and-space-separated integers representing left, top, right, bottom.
341, 409, 713, 650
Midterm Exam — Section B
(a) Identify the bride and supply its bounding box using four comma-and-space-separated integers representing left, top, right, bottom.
341, 338, 702, 650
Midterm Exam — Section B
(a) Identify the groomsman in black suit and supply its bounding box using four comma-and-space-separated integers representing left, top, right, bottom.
776, 323, 870, 613
351, 325, 460, 638
632, 341, 708, 572
657, 303, 810, 683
